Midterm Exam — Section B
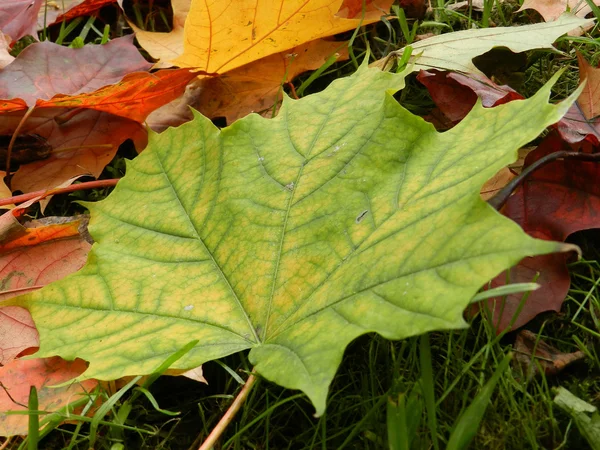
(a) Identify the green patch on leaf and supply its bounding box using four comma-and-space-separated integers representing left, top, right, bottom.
15, 65, 576, 414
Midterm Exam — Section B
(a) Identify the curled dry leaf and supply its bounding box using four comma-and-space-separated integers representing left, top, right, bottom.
514, 330, 585, 380
53, 0, 117, 24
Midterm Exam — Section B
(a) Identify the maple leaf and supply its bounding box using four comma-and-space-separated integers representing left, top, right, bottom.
483, 133, 599, 331
8, 66, 579, 414
0, 0, 43, 44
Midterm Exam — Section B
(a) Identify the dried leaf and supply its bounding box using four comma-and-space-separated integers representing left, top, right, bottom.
514, 330, 585, 379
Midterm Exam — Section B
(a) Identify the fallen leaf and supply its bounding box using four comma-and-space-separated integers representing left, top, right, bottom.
0, 36, 198, 193
149, 40, 348, 128
0, 108, 147, 194
117, 0, 188, 66
519, 0, 600, 22
514, 330, 585, 379
0, 36, 151, 105
374, 14, 593, 75
0, 33, 14, 69
480, 167, 516, 201
484, 132, 599, 331
173, 0, 392, 72
35, 69, 199, 122
0, 0, 43, 44
0, 357, 97, 436
336, 0, 397, 18
37, 0, 81, 29
0, 216, 91, 365
0, 307, 36, 366
576, 52, 600, 122
53, 0, 117, 23
10, 66, 578, 415
417, 70, 524, 126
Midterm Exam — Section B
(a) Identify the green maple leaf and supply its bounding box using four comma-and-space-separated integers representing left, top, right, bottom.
13, 65, 576, 414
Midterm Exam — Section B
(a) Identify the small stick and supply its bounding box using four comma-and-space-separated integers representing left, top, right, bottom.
198, 371, 257, 450
0, 179, 119, 207
488, 150, 600, 210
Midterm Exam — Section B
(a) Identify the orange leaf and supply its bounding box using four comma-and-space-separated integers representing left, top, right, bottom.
0, 357, 97, 436
577, 52, 600, 121
38, 69, 200, 122
0, 216, 92, 364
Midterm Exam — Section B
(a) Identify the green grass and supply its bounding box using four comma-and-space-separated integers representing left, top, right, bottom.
3, 1, 600, 449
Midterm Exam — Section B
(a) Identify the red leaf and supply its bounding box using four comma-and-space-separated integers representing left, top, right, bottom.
55, 0, 117, 23
484, 133, 600, 330
417, 70, 524, 125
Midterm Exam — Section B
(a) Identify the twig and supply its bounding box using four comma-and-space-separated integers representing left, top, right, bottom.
0, 437, 11, 450
0, 179, 119, 207
487, 150, 600, 210
5, 106, 36, 189
198, 370, 258, 450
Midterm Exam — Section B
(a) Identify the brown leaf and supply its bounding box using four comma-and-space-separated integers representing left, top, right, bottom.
514, 330, 585, 379
0, 108, 146, 194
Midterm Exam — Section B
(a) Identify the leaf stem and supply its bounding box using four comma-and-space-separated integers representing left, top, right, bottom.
487, 150, 600, 210
0, 179, 119, 207
198, 370, 258, 450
